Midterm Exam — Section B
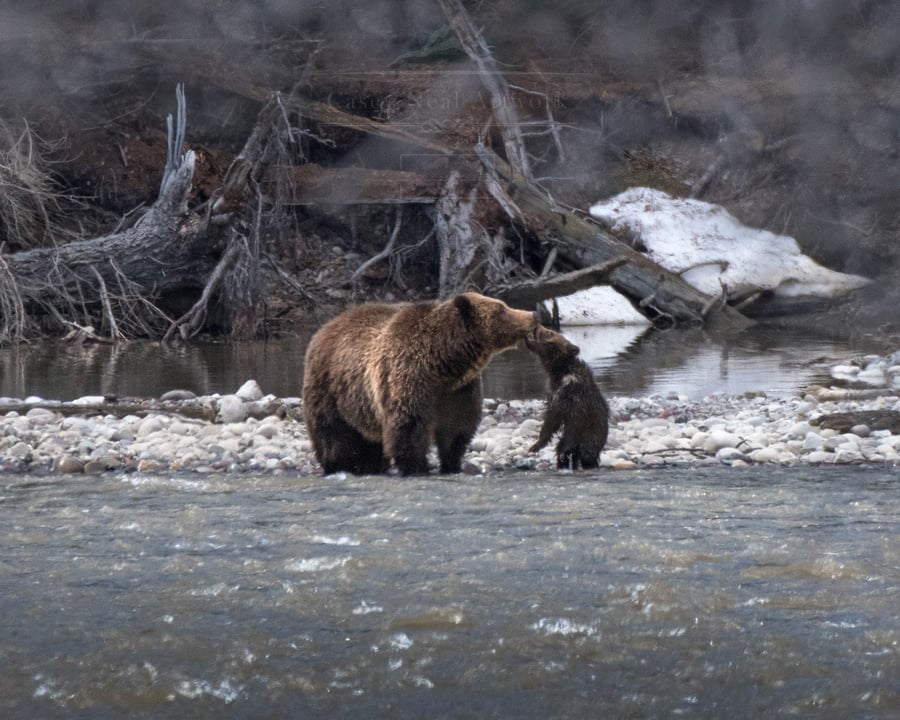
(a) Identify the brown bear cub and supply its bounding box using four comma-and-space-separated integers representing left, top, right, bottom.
525, 325, 609, 470
303, 292, 536, 476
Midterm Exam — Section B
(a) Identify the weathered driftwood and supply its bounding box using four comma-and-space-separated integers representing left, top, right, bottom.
811, 410, 900, 433
806, 385, 898, 402
0, 129, 214, 339
435, 170, 482, 298
0, 396, 292, 423
475, 144, 754, 331
0, 88, 291, 342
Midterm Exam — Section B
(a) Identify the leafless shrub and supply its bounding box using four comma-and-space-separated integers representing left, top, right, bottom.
0, 254, 29, 342
0, 120, 72, 251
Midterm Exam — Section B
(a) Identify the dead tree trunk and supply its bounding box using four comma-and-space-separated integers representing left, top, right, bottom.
437, 0, 531, 179
0, 86, 218, 340
476, 144, 754, 331
435, 170, 482, 298
0, 87, 288, 342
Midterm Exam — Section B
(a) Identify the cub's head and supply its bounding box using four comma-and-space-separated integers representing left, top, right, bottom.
525, 325, 580, 370
451, 292, 537, 350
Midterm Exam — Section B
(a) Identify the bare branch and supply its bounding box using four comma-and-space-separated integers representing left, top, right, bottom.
492, 258, 628, 308
88, 264, 122, 340
352, 207, 404, 280
436, 0, 531, 178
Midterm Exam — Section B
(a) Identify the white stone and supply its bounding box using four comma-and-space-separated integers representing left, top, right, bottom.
644, 439, 670, 454
7, 441, 33, 458
71, 395, 105, 406
805, 450, 834, 464
236, 380, 264, 401
787, 421, 812, 439
834, 449, 862, 464
703, 430, 741, 453
512, 419, 542, 440
137, 416, 165, 437
801, 432, 824, 451
690, 431, 709, 449
716, 447, 748, 464
25, 408, 58, 425
255, 423, 280, 440
836, 435, 860, 451
217, 395, 247, 423
750, 447, 782, 463
830, 364, 859, 379
856, 367, 886, 386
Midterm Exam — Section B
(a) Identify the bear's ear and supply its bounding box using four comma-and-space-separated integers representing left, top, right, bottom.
453, 294, 477, 325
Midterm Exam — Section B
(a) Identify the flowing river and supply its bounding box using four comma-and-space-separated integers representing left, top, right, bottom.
3, 466, 898, 719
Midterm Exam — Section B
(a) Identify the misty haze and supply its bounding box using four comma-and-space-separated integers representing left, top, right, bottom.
2, 3, 900, 719
0, 0, 897, 341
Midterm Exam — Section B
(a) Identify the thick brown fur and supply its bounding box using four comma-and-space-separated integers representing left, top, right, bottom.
526, 326, 610, 470
303, 293, 536, 476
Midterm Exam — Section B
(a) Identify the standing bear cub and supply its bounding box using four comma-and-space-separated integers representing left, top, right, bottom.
526, 325, 610, 470
303, 293, 536, 476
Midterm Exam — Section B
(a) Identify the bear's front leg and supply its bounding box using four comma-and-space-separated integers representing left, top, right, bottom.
435, 379, 482, 473
385, 415, 431, 476
529, 403, 563, 454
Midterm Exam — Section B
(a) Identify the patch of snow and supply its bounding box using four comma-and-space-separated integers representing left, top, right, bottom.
589, 187, 869, 300
558, 188, 869, 326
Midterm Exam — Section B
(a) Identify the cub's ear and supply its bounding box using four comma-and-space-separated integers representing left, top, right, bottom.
452, 294, 477, 325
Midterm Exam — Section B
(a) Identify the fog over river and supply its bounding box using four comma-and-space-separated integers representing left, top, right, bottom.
2, 466, 898, 719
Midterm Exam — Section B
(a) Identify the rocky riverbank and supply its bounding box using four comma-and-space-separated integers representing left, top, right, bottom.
2, 355, 900, 476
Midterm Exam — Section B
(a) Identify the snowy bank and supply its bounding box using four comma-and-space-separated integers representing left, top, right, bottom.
555, 188, 870, 326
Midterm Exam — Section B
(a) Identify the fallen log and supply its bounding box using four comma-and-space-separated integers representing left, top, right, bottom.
475, 144, 754, 331
811, 410, 900, 433
0, 87, 282, 342
265, 165, 443, 205
493, 258, 628, 309
0, 88, 216, 340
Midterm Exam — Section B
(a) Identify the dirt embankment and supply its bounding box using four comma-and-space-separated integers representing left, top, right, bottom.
1, 1, 898, 341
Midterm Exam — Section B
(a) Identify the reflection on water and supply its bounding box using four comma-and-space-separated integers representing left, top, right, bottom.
0, 325, 877, 402
0, 332, 313, 402
581, 325, 871, 399
1, 466, 898, 719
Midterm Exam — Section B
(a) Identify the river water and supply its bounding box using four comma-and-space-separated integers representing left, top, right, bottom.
2, 466, 898, 719
0, 325, 878, 402
3, 326, 897, 717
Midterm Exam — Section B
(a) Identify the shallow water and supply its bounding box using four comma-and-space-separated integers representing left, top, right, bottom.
0, 325, 873, 402
2, 466, 899, 719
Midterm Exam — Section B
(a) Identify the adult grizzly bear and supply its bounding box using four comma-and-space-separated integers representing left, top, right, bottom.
526, 325, 609, 470
303, 292, 536, 476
